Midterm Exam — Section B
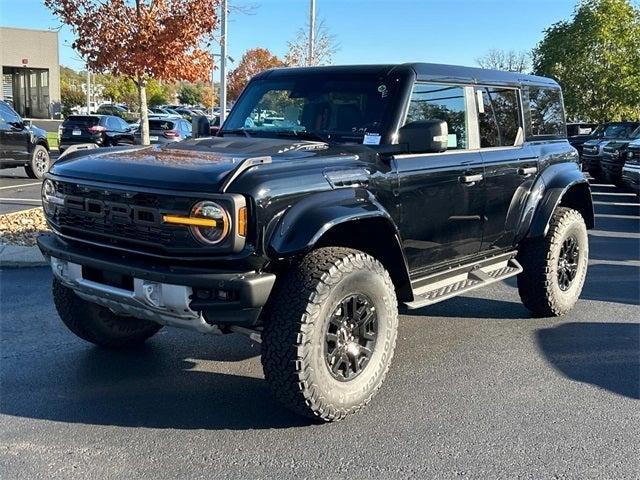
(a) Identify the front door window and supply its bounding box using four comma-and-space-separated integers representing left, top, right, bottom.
405, 83, 469, 150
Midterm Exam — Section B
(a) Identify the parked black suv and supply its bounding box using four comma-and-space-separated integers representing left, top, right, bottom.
0, 100, 51, 178
581, 122, 640, 179
38, 64, 593, 421
58, 115, 135, 153
601, 126, 640, 185
622, 139, 640, 194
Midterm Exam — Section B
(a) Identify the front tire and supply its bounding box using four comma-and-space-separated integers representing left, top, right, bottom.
261, 247, 398, 422
517, 207, 589, 317
53, 279, 162, 348
24, 145, 50, 179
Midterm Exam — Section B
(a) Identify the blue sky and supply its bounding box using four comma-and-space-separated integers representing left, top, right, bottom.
0, 0, 577, 71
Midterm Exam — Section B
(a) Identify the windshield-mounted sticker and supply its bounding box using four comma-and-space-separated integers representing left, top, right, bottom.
377, 84, 388, 98
363, 133, 381, 145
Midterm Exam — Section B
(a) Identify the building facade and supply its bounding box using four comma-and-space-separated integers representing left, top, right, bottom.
0, 27, 61, 119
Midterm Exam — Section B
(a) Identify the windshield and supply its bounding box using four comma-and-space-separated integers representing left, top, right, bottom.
223, 73, 401, 143
631, 126, 640, 139
603, 124, 636, 138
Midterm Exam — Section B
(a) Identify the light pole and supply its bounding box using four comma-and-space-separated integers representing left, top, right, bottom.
86, 66, 91, 114
220, 0, 228, 124
308, 0, 316, 66
212, 53, 234, 117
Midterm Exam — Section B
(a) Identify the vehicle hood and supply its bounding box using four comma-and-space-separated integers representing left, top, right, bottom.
628, 139, 640, 149
583, 139, 609, 147
49, 136, 376, 191
604, 139, 634, 151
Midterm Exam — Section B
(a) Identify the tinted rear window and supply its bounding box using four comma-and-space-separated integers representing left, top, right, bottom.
149, 120, 176, 130
63, 116, 100, 127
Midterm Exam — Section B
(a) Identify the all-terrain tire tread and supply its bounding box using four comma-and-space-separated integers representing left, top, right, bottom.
517, 207, 588, 317
261, 247, 398, 421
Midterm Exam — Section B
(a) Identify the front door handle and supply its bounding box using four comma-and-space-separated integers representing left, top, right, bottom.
460, 173, 483, 184
518, 166, 538, 176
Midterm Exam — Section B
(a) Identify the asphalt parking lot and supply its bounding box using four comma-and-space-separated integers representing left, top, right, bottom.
0, 166, 48, 214
0, 181, 638, 479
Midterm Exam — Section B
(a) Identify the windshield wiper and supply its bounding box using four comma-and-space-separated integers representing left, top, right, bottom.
274, 130, 329, 143
223, 128, 252, 138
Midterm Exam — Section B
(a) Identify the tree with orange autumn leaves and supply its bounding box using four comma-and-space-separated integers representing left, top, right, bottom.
45, 0, 219, 145
227, 48, 285, 101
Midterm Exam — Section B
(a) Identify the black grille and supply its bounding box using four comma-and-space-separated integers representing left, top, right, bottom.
49, 180, 198, 253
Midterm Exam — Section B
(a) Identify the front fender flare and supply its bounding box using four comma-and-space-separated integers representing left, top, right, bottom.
269, 188, 397, 257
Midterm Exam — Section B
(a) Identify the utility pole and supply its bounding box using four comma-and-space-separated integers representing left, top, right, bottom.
85, 66, 91, 114
211, 62, 216, 117
219, 0, 228, 124
308, 0, 316, 66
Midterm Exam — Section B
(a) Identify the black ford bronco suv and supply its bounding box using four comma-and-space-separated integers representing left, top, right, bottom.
38, 64, 594, 421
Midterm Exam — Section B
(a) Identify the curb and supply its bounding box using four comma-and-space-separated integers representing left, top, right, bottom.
0, 244, 48, 268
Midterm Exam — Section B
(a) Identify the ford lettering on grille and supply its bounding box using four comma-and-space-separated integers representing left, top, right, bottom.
63, 195, 160, 226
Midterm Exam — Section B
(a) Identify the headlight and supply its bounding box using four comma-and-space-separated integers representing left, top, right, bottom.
189, 201, 230, 245
41, 179, 63, 214
163, 201, 231, 245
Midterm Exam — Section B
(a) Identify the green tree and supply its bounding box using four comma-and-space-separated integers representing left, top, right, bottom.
533, 0, 640, 122
177, 82, 203, 105
60, 83, 86, 116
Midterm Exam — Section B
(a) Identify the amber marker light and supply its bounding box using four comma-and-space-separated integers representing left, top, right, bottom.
237, 207, 247, 237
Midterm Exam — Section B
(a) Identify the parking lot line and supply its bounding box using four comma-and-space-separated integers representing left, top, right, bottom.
0, 198, 41, 204
0, 182, 42, 190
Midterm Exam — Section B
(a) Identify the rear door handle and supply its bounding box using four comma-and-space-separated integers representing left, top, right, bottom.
460, 174, 483, 184
518, 166, 538, 176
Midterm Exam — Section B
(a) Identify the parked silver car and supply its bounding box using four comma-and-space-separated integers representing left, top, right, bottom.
134, 117, 192, 145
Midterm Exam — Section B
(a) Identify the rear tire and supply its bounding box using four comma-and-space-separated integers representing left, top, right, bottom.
25, 145, 50, 179
261, 247, 398, 422
53, 278, 162, 348
517, 207, 589, 317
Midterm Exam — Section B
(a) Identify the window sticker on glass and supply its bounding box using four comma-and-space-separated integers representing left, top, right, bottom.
378, 84, 388, 98
363, 133, 381, 145
447, 134, 458, 148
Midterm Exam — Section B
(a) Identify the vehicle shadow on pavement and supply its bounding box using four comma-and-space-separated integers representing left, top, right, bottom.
0, 341, 315, 430
536, 322, 640, 400
408, 296, 531, 320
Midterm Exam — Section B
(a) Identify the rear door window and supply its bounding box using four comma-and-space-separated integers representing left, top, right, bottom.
526, 87, 566, 138
475, 87, 522, 148
115, 117, 130, 131
106, 117, 120, 130
405, 83, 468, 150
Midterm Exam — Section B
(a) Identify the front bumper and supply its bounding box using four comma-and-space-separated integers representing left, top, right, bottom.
37, 234, 276, 330
581, 153, 602, 173
601, 159, 624, 181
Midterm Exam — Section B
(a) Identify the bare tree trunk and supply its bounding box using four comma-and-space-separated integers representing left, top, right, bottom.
137, 76, 150, 146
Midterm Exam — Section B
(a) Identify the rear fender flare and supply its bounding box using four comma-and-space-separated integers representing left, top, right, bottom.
523, 163, 594, 240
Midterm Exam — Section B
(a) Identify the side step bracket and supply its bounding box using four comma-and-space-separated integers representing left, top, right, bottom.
403, 252, 523, 310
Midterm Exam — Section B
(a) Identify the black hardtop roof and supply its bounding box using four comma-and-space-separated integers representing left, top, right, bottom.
259, 63, 559, 88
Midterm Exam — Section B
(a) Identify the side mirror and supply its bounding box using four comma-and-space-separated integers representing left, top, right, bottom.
397, 120, 448, 154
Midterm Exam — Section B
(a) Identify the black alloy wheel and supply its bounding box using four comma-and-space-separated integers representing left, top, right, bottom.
557, 235, 580, 291
324, 294, 378, 381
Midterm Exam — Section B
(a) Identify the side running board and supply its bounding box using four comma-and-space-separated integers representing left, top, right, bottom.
404, 252, 523, 309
